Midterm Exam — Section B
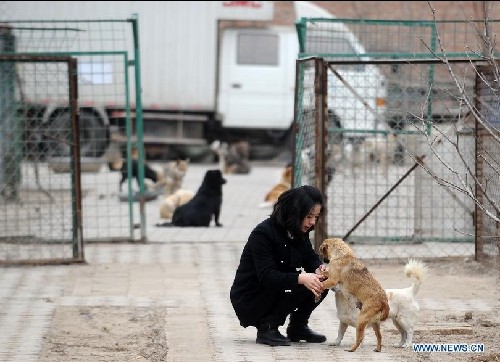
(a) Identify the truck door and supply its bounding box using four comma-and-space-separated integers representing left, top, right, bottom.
218, 28, 296, 131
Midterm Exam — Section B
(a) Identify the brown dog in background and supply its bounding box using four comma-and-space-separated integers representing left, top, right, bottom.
319, 238, 389, 352
259, 164, 292, 208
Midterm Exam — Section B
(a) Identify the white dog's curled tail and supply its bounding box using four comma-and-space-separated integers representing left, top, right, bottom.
404, 259, 428, 296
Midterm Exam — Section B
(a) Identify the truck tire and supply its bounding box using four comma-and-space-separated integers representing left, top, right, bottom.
44, 110, 109, 158
43, 110, 71, 158
19, 105, 48, 160
78, 111, 109, 157
265, 129, 288, 144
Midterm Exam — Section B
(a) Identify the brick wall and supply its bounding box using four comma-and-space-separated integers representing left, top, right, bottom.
312, 1, 495, 21
220, 2, 497, 30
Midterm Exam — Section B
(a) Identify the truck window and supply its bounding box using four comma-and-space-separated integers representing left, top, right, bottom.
237, 33, 279, 66
78, 62, 113, 84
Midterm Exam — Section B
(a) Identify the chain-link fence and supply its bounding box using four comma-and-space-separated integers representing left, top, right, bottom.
0, 50, 83, 264
0, 18, 146, 264
294, 18, 499, 266
475, 64, 500, 266
293, 57, 329, 247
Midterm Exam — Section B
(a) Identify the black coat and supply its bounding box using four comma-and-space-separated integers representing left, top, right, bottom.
230, 218, 322, 327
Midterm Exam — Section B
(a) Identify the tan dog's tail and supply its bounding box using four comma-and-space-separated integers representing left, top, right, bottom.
405, 259, 428, 296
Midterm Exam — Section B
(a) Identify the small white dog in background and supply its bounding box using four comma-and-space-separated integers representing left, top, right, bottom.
300, 144, 341, 186
345, 133, 399, 177
210, 140, 251, 174
159, 188, 195, 220
332, 259, 428, 348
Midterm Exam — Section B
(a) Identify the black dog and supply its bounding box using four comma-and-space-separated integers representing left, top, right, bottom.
157, 169, 226, 227
120, 159, 159, 191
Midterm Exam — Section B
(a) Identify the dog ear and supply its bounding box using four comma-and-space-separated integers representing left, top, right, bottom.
319, 243, 327, 257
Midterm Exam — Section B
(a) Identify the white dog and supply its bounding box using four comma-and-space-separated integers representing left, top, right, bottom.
210, 140, 251, 174
332, 259, 428, 348
159, 188, 194, 220
300, 144, 341, 186
346, 133, 399, 177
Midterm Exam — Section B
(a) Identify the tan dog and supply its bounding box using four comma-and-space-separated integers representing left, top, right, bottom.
319, 238, 389, 352
162, 159, 190, 196
159, 188, 195, 220
332, 259, 428, 348
259, 165, 292, 208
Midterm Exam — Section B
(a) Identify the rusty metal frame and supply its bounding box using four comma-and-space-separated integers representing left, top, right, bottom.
0, 54, 83, 265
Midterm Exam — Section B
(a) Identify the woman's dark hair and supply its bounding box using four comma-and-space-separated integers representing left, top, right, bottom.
270, 185, 324, 238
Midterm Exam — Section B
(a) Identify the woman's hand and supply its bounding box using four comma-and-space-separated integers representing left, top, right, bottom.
298, 272, 324, 299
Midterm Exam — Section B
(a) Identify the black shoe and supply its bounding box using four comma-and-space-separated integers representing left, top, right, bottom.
286, 325, 326, 343
256, 327, 291, 346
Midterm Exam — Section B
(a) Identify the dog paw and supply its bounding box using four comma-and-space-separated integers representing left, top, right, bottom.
332, 340, 341, 346
215, 223, 223, 227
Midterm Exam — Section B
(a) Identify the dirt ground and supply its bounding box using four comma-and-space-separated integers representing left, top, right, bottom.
38, 258, 499, 362
372, 258, 500, 362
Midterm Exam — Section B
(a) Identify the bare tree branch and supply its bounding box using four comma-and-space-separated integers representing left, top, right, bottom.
409, 1, 500, 230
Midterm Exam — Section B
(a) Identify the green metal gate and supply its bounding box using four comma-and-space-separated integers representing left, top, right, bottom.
0, 52, 83, 264
0, 17, 147, 264
294, 18, 499, 261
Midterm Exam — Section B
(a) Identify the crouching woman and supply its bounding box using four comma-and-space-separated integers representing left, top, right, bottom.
229, 185, 329, 346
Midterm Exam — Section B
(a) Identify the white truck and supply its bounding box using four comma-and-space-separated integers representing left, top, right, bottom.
3, 1, 386, 161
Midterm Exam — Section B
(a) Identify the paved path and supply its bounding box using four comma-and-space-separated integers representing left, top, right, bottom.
0, 163, 491, 361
